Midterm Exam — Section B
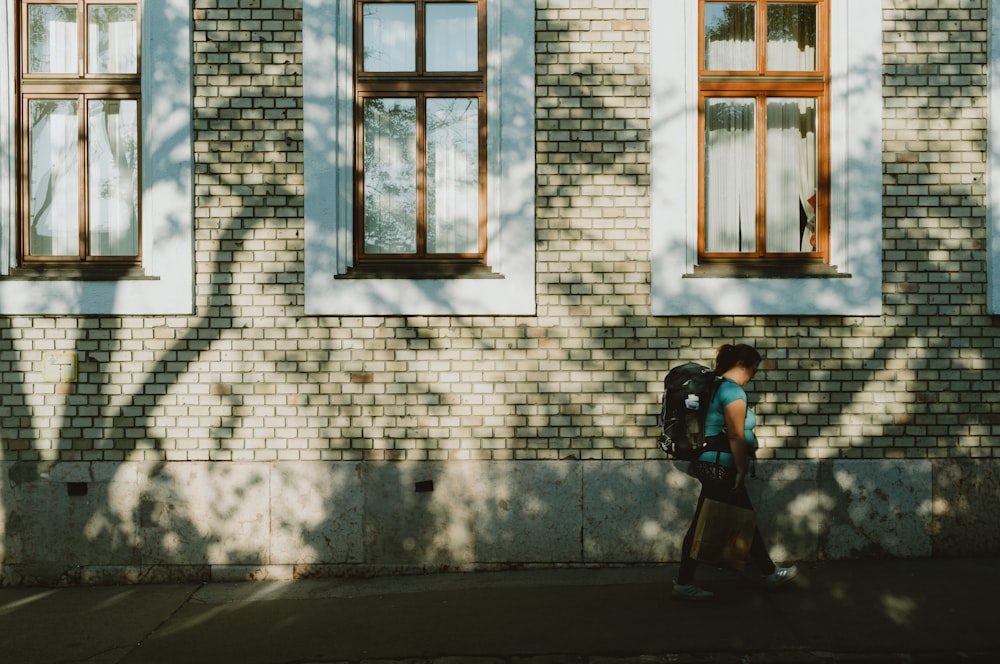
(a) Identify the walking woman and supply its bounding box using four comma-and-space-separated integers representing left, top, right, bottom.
673, 343, 798, 601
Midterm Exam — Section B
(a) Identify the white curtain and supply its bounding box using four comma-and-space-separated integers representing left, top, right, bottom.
427, 98, 478, 255
704, 3, 755, 71
767, 4, 817, 72
29, 101, 80, 256
766, 98, 817, 252
767, 39, 816, 72
32, 7, 77, 73
88, 5, 138, 74
89, 8, 140, 255
703, 4, 819, 255
88, 100, 139, 256
363, 98, 417, 254
704, 99, 756, 252
26, 9, 78, 256
703, 6, 756, 252
704, 39, 755, 71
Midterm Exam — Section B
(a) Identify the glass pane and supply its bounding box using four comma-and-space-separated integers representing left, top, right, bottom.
363, 98, 417, 254
28, 100, 80, 257
704, 2, 755, 71
27, 5, 78, 74
427, 3, 478, 72
362, 3, 416, 72
89, 100, 140, 256
88, 5, 139, 74
767, 3, 817, 71
766, 98, 818, 253
704, 98, 756, 253
427, 98, 479, 254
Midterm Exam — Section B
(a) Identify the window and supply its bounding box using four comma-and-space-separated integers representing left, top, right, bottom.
303, 0, 535, 315
0, 0, 194, 314
353, 0, 487, 277
651, 0, 882, 316
699, 0, 829, 273
17, 0, 141, 272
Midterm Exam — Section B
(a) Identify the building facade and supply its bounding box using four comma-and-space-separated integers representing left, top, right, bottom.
0, 0, 998, 585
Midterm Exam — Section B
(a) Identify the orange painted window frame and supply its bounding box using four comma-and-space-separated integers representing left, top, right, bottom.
697, 0, 831, 266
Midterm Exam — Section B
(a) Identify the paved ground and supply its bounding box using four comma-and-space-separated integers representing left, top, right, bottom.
1, 557, 997, 664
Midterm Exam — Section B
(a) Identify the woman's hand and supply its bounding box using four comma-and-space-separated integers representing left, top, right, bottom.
732, 470, 746, 493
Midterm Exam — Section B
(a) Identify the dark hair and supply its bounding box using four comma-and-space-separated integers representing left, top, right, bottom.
714, 343, 762, 376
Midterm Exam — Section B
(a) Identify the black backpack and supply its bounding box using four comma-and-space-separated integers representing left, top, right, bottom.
657, 362, 726, 460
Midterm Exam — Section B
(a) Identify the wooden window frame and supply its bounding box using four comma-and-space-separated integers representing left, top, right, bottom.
351, 0, 489, 279
15, 0, 142, 273
697, 0, 830, 275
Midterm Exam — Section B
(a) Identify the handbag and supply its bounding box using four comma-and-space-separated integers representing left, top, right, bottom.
690, 497, 756, 571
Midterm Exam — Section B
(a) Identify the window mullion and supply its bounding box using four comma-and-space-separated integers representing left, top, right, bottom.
77, 0, 86, 78
478, 92, 487, 257
415, 1, 425, 257
416, 0, 425, 75
79, 92, 88, 260
416, 95, 427, 257
757, 0, 766, 74
756, 94, 766, 257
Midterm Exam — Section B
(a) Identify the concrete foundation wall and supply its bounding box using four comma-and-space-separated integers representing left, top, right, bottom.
3, 459, 996, 586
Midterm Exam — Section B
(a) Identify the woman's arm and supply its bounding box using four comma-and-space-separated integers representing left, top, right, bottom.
723, 398, 749, 492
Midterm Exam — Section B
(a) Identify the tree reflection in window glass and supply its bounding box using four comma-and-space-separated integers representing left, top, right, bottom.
27, 4, 78, 74
363, 98, 417, 254
88, 5, 139, 74
88, 99, 139, 256
28, 100, 80, 256
704, 2, 755, 71
767, 3, 817, 71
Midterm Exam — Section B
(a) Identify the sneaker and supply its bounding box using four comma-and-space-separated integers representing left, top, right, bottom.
672, 582, 714, 601
765, 564, 798, 588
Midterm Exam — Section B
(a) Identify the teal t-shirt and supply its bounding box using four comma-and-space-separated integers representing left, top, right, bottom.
697, 378, 757, 467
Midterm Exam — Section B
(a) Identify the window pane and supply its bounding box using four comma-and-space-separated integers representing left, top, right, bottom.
427, 98, 479, 254
704, 98, 756, 253
704, 2, 755, 71
363, 98, 417, 254
88, 5, 139, 74
766, 98, 817, 253
362, 3, 416, 72
89, 100, 139, 256
27, 5, 78, 74
28, 100, 80, 257
767, 3, 817, 71
426, 3, 478, 72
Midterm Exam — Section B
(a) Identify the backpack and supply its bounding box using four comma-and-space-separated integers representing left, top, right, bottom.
657, 362, 726, 460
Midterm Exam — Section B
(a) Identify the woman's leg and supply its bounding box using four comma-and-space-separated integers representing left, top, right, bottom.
727, 484, 776, 575
676, 490, 706, 585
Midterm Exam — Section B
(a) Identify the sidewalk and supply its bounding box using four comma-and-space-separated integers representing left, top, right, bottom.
1, 557, 997, 664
